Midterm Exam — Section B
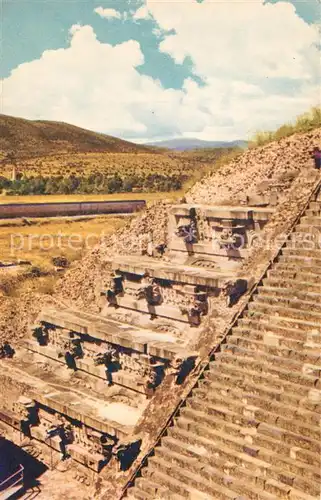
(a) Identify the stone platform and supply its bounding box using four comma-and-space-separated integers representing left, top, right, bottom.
29, 307, 197, 402
107, 254, 235, 287
0, 354, 146, 472
103, 254, 248, 326
37, 307, 188, 359
167, 204, 275, 262
0, 356, 139, 438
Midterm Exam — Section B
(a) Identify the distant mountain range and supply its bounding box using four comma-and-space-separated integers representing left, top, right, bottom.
145, 138, 248, 151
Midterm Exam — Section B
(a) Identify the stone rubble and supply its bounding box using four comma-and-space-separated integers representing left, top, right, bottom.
54, 202, 171, 310
0, 292, 56, 344
187, 128, 321, 205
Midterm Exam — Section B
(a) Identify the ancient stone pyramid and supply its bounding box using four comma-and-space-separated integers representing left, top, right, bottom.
0, 128, 320, 499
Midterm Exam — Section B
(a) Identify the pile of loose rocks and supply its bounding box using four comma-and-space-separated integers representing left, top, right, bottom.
0, 292, 55, 345
54, 201, 171, 309
187, 129, 321, 205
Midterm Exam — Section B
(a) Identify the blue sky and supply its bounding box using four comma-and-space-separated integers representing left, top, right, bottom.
1, 0, 320, 141
2, 0, 189, 87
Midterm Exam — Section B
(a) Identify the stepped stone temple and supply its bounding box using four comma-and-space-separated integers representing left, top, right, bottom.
0, 132, 320, 499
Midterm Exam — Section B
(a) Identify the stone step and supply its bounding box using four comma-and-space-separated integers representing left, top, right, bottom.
232, 324, 321, 354
153, 447, 255, 496
169, 417, 321, 486
193, 382, 320, 430
268, 266, 321, 284
305, 208, 321, 216
263, 277, 321, 294
274, 258, 321, 275
238, 316, 321, 340
258, 286, 321, 305
127, 494, 152, 500
248, 300, 321, 322
240, 313, 321, 339
132, 477, 185, 499
220, 338, 320, 378
178, 408, 321, 472
295, 223, 321, 233
163, 432, 272, 474
307, 201, 321, 211
140, 468, 195, 499
126, 485, 154, 500
161, 434, 320, 498
148, 450, 277, 500
199, 372, 309, 413
205, 362, 321, 417
282, 247, 321, 259
253, 293, 321, 313
227, 333, 320, 366
152, 443, 293, 499
185, 395, 258, 430
206, 360, 321, 414
186, 388, 320, 442
158, 439, 319, 495
213, 350, 319, 390
278, 252, 321, 267
145, 460, 238, 499
287, 237, 321, 250
301, 215, 321, 225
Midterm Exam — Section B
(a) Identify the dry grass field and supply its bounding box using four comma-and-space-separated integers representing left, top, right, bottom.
0, 191, 185, 296
0, 189, 183, 283
0, 187, 187, 297
0, 214, 127, 296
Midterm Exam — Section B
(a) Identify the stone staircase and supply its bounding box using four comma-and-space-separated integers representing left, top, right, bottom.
125, 193, 321, 498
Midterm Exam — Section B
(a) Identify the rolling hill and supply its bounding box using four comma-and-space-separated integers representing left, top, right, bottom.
0, 114, 151, 160
145, 137, 248, 151
0, 114, 240, 191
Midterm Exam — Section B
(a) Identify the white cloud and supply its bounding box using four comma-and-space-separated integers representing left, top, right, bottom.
1, 25, 206, 139
1, 1, 320, 142
94, 7, 122, 20
132, 5, 150, 20
69, 24, 82, 35
145, 0, 319, 80
152, 27, 164, 38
